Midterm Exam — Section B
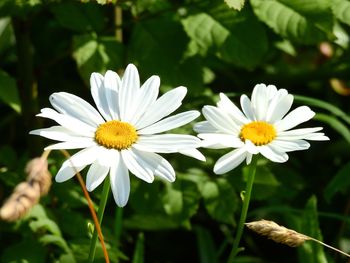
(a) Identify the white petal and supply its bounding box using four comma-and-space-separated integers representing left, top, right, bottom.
134, 134, 201, 153
217, 93, 248, 124
129, 75, 160, 125
45, 140, 96, 150
30, 126, 90, 141
104, 70, 121, 120
135, 86, 187, 130
251, 84, 269, 120
179, 148, 206, 161
55, 146, 99, 183
119, 64, 140, 122
240, 95, 255, 121
278, 127, 323, 140
246, 153, 253, 165
266, 84, 278, 99
121, 149, 154, 183
274, 106, 315, 131
90, 72, 112, 121
138, 111, 200, 135
86, 156, 110, 192
258, 145, 288, 163
214, 147, 247, 174
265, 89, 293, 123
131, 148, 176, 182
198, 133, 244, 148
37, 108, 96, 137
270, 139, 310, 152
245, 140, 259, 154
303, 133, 329, 141
49, 92, 105, 127
193, 121, 219, 133
109, 150, 130, 207
202, 106, 240, 134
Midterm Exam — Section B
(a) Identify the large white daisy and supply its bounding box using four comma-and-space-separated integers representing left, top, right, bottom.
194, 84, 329, 174
30, 64, 204, 207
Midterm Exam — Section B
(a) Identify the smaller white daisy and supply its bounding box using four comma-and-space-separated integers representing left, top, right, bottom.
30, 64, 204, 207
194, 84, 329, 174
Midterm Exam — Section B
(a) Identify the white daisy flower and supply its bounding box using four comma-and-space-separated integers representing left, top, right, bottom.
30, 64, 204, 207
194, 84, 329, 174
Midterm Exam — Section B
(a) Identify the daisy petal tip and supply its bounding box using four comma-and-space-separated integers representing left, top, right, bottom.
115, 197, 128, 208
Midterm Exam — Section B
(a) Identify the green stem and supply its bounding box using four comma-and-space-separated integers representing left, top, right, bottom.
114, 207, 123, 263
88, 178, 111, 262
228, 157, 257, 262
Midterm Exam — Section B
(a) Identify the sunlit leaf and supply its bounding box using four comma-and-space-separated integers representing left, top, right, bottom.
251, 0, 332, 44
182, 9, 268, 68
73, 34, 124, 83
224, 0, 245, 11
332, 0, 350, 26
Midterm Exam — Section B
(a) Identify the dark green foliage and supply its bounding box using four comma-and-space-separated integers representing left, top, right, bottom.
1, 0, 350, 262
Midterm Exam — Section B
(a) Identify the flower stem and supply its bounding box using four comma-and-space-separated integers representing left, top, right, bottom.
88, 178, 111, 262
228, 157, 257, 262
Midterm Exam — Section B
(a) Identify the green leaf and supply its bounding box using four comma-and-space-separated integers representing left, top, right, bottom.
124, 214, 179, 230
132, 232, 145, 263
1, 237, 47, 263
201, 178, 237, 224
224, 0, 245, 10
315, 113, 350, 144
29, 218, 62, 236
332, 0, 350, 26
162, 179, 201, 225
324, 162, 350, 202
298, 196, 327, 263
278, 0, 333, 33
72, 34, 124, 83
129, 16, 205, 91
219, 17, 268, 68
182, 9, 268, 68
39, 234, 71, 253
195, 226, 218, 263
0, 70, 21, 113
51, 2, 106, 32
294, 95, 350, 125
251, 0, 330, 44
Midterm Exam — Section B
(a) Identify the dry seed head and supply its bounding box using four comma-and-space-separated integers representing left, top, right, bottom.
0, 182, 40, 221
0, 157, 52, 222
245, 219, 311, 247
25, 157, 52, 195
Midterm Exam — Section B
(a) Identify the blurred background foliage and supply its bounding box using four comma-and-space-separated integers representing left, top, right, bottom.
1, 0, 350, 262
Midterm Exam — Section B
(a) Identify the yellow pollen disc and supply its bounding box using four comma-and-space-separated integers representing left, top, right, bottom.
240, 121, 276, 146
95, 120, 138, 150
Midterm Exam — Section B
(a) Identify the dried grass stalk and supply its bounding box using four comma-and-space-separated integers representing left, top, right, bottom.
0, 154, 52, 222
245, 219, 310, 247
245, 219, 350, 258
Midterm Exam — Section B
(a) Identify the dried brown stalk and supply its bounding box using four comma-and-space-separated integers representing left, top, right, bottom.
246, 219, 350, 258
60, 149, 110, 263
0, 150, 52, 221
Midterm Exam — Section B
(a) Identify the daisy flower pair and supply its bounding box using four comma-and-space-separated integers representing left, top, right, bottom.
30, 64, 329, 207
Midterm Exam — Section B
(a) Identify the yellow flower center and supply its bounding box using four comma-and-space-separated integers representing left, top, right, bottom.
240, 121, 276, 146
95, 120, 138, 150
